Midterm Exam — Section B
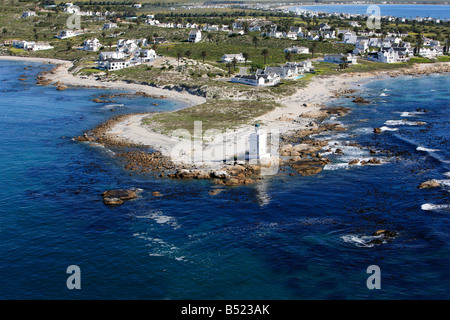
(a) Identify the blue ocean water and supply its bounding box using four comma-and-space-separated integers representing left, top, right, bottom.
0, 60, 449, 299
290, 4, 450, 19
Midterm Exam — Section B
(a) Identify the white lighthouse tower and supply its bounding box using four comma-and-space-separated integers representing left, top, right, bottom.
249, 123, 270, 163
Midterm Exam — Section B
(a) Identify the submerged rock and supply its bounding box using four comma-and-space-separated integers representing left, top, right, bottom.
101, 189, 138, 201
373, 128, 382, 134
367, 230, 398, 245
372, 230, 398, 238
209, 188, 223, 196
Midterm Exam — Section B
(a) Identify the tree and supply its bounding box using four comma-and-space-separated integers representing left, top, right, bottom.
232, 57, 237, 71
242, 52, 249, 66
66, 41, 72, 51
340, 56, 349, 69
177, 51, 182, 66
226, 62, 232, 76
415, 31, 424, 55
206, 32, 213, 43
311, 42, 317, 59
201, 50, 208, 63
261, 48, 269, 66
285, 52, 293, 62
252, 35, 258, 48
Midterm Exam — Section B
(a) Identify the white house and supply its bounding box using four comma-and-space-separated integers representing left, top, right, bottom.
98, 58, 129, 71
284, 32, 298, 40
229, 30, 245, 36
137, 48, 157, 62
82, 38, 101, 52
21, 11, 37, 18
99, 51, 125, 61
13, 40, 53, 51
257, 66, 298, 80
103, 22, 117, 30
343, 32, 357, 44
324, 53, 357, 65
55, 29, 79, 39
203, 24, 220, 31
64, 4, 80, 14
221, 53, 246, 63
284, 46, 309, 54
321, 30, 336, 39
29, 42, 53, 51
232, 22, 243, 30
297, 60, 313, 73
188, 30, 202, 43
418, 47, 442, 58
290, 26, 302, 35
231, 73, 280, 87
263, 27, 283, 38
117, 39, 140, 53
367, 48, 398, 63
353, 39, 369, 55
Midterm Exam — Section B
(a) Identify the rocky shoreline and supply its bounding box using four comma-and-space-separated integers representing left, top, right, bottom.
72, 100, 364, 187
7, 55, 447, 188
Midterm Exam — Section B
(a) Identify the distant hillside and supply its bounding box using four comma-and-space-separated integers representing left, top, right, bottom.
66, 0, 450, 4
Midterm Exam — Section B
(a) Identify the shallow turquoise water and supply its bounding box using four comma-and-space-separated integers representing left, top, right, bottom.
0, 60, 448, 299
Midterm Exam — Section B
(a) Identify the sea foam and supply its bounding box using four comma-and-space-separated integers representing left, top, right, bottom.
421, 203, 450, 211
417, 147, 440, 152
341, 234, 384, 247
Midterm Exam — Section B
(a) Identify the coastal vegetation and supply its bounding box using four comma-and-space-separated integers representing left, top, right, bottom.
142, 99, 280, 135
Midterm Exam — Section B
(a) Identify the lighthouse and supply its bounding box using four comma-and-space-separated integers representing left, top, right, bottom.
249, 123, 269, 163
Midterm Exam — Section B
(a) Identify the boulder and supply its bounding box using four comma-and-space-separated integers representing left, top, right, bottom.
322, 106, 352, 116
210, 170, 230, 179
152, 191, 162, 197
418, 180, 440, 189
373, 128, 382, 134
297, 166, 322, 176
352, 97, 370, 104
361, 158, 381, 165
348, 159, 360, 165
